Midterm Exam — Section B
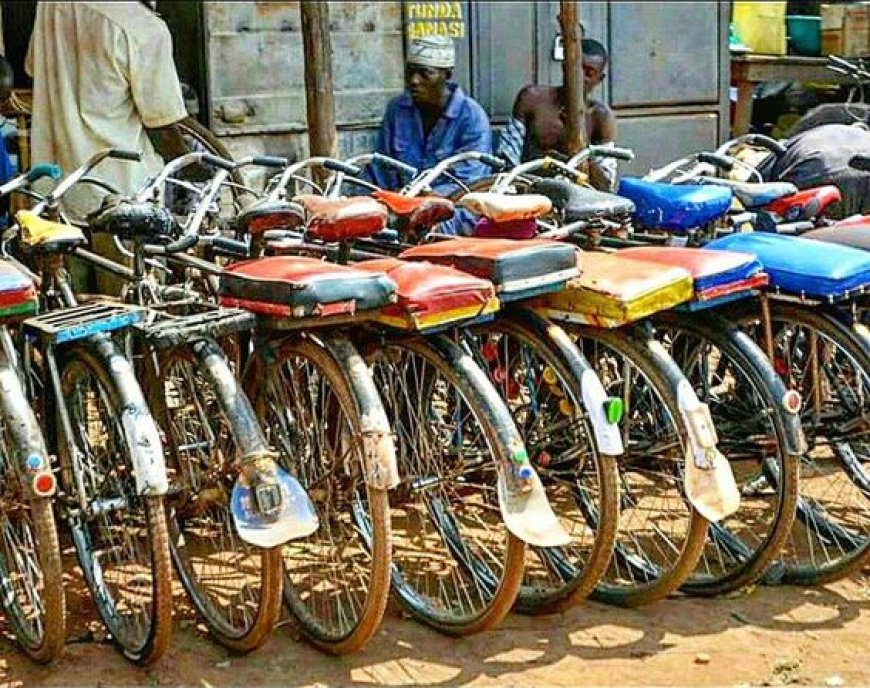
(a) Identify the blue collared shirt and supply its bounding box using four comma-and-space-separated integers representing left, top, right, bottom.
371, 83, 492, 235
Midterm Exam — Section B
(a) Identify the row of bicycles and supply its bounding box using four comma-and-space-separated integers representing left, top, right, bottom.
0, 130, 865, 668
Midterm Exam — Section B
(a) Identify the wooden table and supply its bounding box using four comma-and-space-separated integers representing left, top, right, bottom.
730, 54, 858, 136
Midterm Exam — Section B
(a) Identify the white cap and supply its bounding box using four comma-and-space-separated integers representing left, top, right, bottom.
407, 36, 455, 69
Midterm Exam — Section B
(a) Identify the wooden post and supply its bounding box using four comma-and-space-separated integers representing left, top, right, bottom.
300, 1, 337, 159
559, 0, 586, 154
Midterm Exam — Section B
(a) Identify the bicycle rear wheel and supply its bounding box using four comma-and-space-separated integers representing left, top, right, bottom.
730, 301, 869, 584
655, 313, 799, 596
146, 344, 282, 653
57, 345, 172, 665
466, 315, 620, 614
364, 335, 525, 635
250, 336, 391, 655
569, 325, 709, 607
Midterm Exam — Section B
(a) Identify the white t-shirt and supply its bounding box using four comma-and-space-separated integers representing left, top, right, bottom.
25, 2, 187, 218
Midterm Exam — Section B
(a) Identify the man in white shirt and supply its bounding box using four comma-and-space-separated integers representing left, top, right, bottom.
26, 1, 189, 293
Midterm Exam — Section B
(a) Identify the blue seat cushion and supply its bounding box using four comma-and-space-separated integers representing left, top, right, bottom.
617, 178, 733, 233
707, 233, 870, 299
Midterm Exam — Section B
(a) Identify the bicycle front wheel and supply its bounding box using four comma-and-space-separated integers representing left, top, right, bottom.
57, 345, 172, 665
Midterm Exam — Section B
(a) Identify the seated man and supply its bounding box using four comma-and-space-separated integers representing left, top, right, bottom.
498, 39, 619, 191
369, 36, 492, 236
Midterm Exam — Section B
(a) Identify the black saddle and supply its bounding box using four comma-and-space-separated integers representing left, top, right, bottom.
89, 196, 176, 241
529, 178, 636, 223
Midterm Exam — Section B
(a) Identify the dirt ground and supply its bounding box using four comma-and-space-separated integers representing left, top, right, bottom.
0, 571, 866, 688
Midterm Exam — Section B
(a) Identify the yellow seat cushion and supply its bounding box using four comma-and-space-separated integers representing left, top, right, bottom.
16, 211, 86, 250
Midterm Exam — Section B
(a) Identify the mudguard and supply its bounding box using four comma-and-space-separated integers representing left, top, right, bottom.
430, 333, 571, 547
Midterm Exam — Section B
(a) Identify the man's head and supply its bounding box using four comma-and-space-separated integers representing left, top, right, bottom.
405, 36, 454, 108
581, 38, 608, 94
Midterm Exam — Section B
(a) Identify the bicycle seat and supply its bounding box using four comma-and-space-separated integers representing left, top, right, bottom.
88, 197, 175, 241
15, 210, 87, 253
708, 232, 870, 300
355, 257, 499, 331
0, 259, 37, 319
220, 256, 397, 319
457, 192, 552, 222
696, 177, 798, 209
802, 225, 870, 251
764, 185, 841, 220
618, 246, 768, 303
617, 178, 732, 233
233, 198, 304, 236
372, 190, 455, 233
294, 194, 388, 242
400, 237, 578, 298
529, 179, 635, 223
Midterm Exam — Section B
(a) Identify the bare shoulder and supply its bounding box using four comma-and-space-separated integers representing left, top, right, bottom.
514, 85, 558, 117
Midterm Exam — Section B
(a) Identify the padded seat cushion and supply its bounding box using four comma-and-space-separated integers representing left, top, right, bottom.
765, 185, 841, 220
457, 192, 552, 221
219, 256, 396, 317
534, 252, 693, 328
373, 190, 456, 233
617, 178, 732, 232
698, 178, 798, 209
16, 210, 86, 252
472, 217, 539, 240
88, 198, 175, 241
355, 258, 499, 331
399, 237, 578, 294
530, 178, 635, 222
801, 225, 870, 251
707, 233, 870, 299
233, 199, 304, 236
618, 246, 768, 301
294, 194, 388, 242
0, 260, 37, 318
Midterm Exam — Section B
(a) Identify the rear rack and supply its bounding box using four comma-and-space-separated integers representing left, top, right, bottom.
133, 299, 255, 349
23, 301, 145, 345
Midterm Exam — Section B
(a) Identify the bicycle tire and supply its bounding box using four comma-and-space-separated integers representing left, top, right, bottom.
248, 335, 391, 655
143, 344, 283, 653
728, 300, 870, 585
0, 343, 65, 663
466, 314, 620, 614
568, 325, 710, 607
363, 335, 526, 635
57, 345, 172, 665
652, 311, 800, 596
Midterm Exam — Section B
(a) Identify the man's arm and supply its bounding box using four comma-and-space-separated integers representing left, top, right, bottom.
587, 104, 619, 191
495, 86, 535, 167
430, 101, 492, 197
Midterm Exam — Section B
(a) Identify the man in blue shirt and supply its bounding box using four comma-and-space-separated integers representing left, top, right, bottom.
370, 36, 492, 236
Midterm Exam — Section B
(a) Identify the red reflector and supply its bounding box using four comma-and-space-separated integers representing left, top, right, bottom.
782, 390, 802, 414
32, 472, 56, 496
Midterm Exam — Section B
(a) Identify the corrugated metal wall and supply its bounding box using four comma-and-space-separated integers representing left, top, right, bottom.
205, 1, 730, 175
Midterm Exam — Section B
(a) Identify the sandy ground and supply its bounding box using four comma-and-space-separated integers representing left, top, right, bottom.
0, 572, 866, 688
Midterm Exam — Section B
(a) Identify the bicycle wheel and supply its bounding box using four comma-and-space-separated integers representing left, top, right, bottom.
144, 344, 282, 653
568, 325, 709, 607
466, 315, 620, 614
730, 301, 869, 584
654, 312, 800, 596
249, 336, 391, 655
0, 357, 64, 663
57, 345, 171, 665
364, 335, 525, 635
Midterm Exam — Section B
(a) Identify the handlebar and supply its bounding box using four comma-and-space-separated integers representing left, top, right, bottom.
0, 163, 63, 198
404, 150, 504, 196
566, 144, 635, 168
35, 148, 141, 213
323, 159, 363, 176
697, 152, 735, 172
344, 153, 420, 178
849, 155, 870, 173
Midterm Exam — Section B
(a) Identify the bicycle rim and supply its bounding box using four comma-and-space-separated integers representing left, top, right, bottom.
59, 349, 171, 664
255, 337, 390, 654
367, 337, 524, 635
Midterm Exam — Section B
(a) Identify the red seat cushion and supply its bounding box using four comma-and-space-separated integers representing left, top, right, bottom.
294, 194, 388, 242
0, 260, 37, 317
472, 217, 539, 240
765, 185, 841, 221
355, 258, 497, 328
373, 190, 455, 233
234, 199, 304, 236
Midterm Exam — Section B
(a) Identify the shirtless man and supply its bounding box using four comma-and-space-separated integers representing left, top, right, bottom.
497, 39, 618, 191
